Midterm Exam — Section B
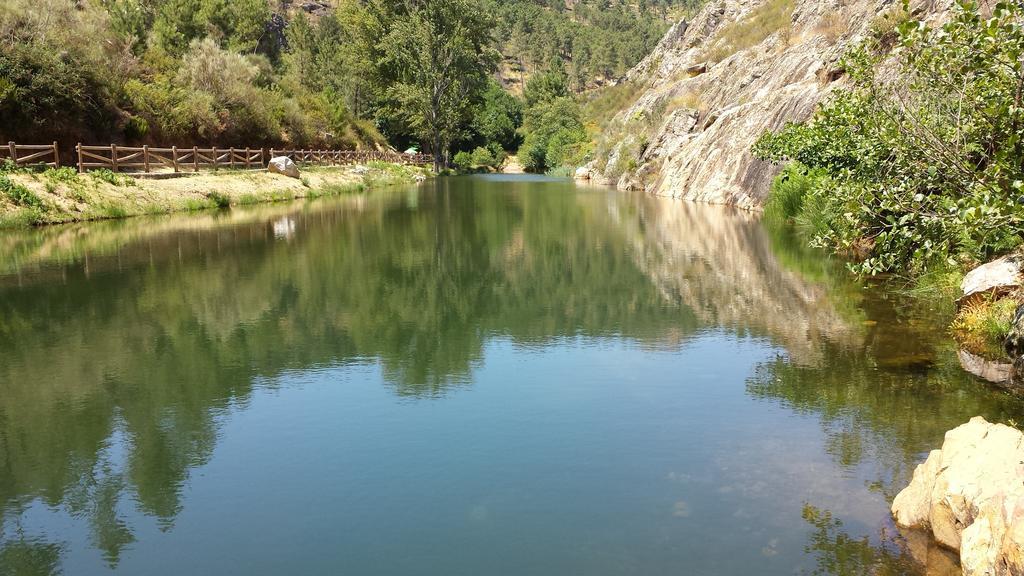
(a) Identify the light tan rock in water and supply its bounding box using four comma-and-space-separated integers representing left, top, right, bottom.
892, 416, 1024, 575
959, 253, 1023, 307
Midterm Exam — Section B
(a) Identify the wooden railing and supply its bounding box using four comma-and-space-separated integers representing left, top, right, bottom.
76, 145, 266, 173
2, 142, 60, 168
270, 148, 433, 167
70, 143, 433, 173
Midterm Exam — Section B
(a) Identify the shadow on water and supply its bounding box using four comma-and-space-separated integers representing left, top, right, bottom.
0, 176, 1021, 574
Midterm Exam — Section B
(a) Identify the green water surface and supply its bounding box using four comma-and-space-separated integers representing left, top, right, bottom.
1, 175, 1022, 575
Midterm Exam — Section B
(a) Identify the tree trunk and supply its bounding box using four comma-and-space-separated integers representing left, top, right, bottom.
433, 130, 442, 173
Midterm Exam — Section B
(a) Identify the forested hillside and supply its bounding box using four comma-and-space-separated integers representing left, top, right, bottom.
0, 0, 691, 166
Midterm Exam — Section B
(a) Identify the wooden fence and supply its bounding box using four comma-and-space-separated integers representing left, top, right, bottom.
75, 145, 267, 173
68, 143, 432, 174
2, 142, 60, 168
271, 149, 433, 167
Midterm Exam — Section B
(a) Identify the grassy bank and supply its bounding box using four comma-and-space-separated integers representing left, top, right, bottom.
0, 163, 427, 229
952, 295, 1023, 358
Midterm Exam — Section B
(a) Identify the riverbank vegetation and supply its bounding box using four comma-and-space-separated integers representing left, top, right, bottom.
0, 162, 425, 227
755, 0, 1024, 276
0, 0, 694, 170
754, 0, 1024, 355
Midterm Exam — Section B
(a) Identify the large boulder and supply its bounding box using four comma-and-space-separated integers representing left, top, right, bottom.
267, 156, 300, 179
959, 253, 1023, 307
892, 417, 1024, 575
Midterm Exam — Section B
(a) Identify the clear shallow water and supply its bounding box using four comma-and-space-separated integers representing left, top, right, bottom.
1, 175, 1023, 575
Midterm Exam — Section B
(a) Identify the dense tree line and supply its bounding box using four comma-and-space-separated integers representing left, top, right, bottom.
493, 0, 677, 92
0, 0, 691, 168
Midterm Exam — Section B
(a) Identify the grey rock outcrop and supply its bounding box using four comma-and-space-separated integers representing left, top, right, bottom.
580, 0, 950, 208
891, 417, 1024, 575
1006, 304, 1024, 366
267, 156, 300, 179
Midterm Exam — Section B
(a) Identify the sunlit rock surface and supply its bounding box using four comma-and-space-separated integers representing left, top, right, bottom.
959, 253, 1023, 308
892, 417, 1024, 575
268, 156, 300, 178
579, 0, 950, 207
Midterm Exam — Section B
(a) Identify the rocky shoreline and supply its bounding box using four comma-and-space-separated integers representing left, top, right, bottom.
893, 417, 1024, 575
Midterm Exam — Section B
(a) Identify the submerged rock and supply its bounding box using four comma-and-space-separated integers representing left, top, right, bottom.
267, 156, 300, 179
892, 417, 1024, 575
956, 348, 1015, 389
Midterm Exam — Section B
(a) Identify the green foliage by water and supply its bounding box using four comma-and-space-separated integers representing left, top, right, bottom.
0, 173, 42, 208
453, 145, 504, 171
755, 0, 1024, 276
517, 70, 589, 173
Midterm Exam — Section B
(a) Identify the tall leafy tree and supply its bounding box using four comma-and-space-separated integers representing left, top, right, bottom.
376, 0, 498, 171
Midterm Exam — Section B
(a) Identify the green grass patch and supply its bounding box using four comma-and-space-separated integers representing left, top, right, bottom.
98, 202, 129, 219
88, 169, 136, 187
898, 267, 964, 301
183, 198, 214, 211
0, 207, 45, 227
43, 167, 80, 184
763, 163, 825, 224
206, 191, 231, 208
0, 174, 44, 208
582, 81, 645, 134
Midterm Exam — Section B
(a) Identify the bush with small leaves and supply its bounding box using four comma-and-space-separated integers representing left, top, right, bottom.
754, 0, 1024, 276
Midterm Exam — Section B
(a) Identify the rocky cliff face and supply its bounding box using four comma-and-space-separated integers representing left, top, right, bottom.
576, 0, 946, 208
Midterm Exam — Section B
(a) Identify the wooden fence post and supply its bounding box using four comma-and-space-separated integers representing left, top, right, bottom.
76, 144, 83, 173
212, 146, 218, 170
229, 147, 235, 169
8, 142, 16, 165
172, 146, 179, 173
53, 141, 60, 168
245, 147, 251, 169
143, 145, 150, 173
193, 146, 199, 172
111, 144, 119, 172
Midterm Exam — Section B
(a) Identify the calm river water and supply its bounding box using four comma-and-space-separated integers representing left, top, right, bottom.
2, 175, 1023, 575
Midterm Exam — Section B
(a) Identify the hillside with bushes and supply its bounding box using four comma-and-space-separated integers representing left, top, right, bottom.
0, 0, 695, 166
